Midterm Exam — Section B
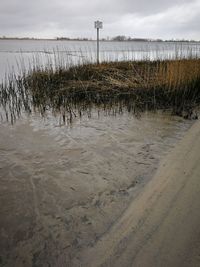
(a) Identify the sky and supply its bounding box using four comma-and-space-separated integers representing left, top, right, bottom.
0, 0, 200, 40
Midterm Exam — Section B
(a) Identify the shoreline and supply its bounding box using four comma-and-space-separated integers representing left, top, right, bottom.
77, 119, 200, 266
0, 38, 200, 43
0, 112, 192, 266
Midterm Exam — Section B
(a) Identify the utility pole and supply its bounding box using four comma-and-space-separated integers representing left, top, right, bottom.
94, 21, 103, 64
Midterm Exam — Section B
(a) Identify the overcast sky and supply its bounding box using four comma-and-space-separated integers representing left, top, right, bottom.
0, 0, 200, 40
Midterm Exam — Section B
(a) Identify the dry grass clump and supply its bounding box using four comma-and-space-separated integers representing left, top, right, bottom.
1, 59, 200, 123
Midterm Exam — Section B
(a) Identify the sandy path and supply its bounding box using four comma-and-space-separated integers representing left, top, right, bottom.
77, 120, 200, 267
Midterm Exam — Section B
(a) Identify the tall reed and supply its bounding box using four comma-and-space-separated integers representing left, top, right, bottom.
0, 46, 200, 124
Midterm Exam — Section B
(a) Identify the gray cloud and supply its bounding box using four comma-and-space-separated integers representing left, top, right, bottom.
0, 0, 199, 40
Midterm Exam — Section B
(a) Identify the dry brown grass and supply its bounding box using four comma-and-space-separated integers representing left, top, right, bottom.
1, 59, 200, 123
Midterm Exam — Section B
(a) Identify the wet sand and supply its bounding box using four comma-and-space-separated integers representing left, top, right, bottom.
78, 120, 200, 267
0, 112, 193, 266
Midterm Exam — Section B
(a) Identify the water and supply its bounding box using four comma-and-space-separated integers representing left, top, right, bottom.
0, 110, 193, 266
0, 39, 200, 80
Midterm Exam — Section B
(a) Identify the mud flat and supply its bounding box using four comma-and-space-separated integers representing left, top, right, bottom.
0, 112, 193, 266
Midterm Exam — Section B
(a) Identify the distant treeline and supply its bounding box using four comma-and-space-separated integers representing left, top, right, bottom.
0, 36, 199, 42
0, 37, 55, 41
104, 36, 200, 42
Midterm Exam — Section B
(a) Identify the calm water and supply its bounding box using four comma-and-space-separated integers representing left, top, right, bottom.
0, 39, 200, 80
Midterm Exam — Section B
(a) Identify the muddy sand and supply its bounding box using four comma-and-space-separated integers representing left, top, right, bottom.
80, 119, 200, 267
0, 112, 194, 266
